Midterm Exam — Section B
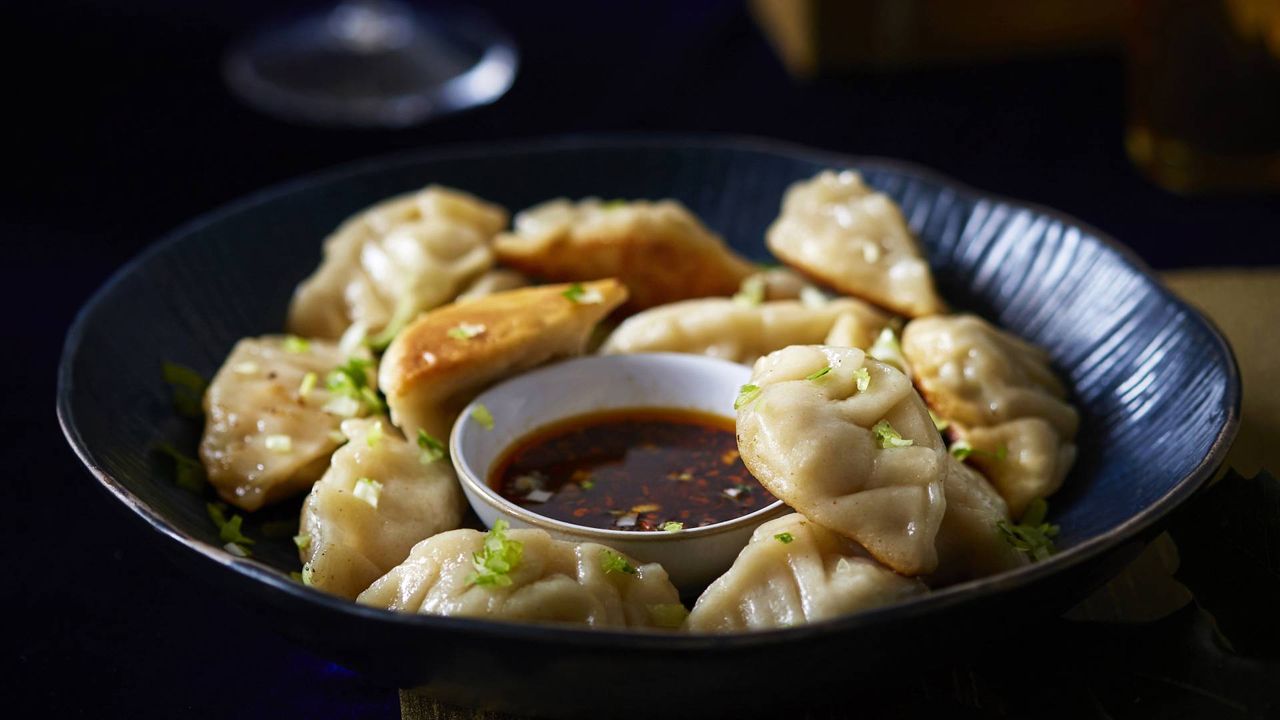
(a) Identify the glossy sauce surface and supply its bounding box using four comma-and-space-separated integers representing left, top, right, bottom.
491, 408, 775, 531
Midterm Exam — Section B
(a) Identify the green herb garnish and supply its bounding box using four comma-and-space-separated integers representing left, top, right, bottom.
853, 367, 871, 393
365, 420, 384, 448
417, 429, 447, 463
774, 532, 795, 544
647, 603, 690, 629
872, 420, 914, 449
298, 371, 318, 398
471, 403, 495, 430
732, 274, 766, 307
734, 383, 762, 410
325, 357, 384, 414
293, 533, 311, 551
951, 440, 1008, 462
207, 502, 254, 552
446, 322, 486, 340
154, 442, 207, 493
353, 477, 383, 508
996, 498, 1059, 561
300, 563, 314, 586
661, 521, 684, 532
283, 335, 310, 354
600, 549, 638, 575
868, 328, 908, 374
805, 365, 832, 381
929, 409, 950, 432
467, 520, 524, 587
562, 282, 604, 304
162, 361, 207, 418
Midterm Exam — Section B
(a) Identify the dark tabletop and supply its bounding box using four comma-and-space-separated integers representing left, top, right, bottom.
8, 1, 1279, 717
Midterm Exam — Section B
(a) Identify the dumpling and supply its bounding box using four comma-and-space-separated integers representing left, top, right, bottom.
357, 523, 685, 629
600, 297, 889, 365
766, 170, 945, 317
287, 186, 508, 340
927, 458, 1028, 586
901, 314, 1078, 517
454, 268, 529, 303
959, 418, 1076, 519
735, 345, 948, 575
687, 513, 926, 632
200, 336, 377, 511
298, 417, 466, 599
492, 198, 755, 312
379, 280, 627, 440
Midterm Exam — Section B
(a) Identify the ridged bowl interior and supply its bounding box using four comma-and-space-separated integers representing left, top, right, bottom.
58, 137, 1238, 678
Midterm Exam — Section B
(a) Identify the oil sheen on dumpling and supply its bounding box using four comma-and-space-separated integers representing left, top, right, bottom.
928, 458, 1028, 586
766, 170, 945, 318
492, 198, 755, 312
357, 525, 684, 629
736, 345, 948, 575
687, 514, 926, 632
600, 297, 889, 365
200, 336, 373, 511
287, 186, 508, 340
379, 280, 627, 441
298, 418, 465, 600
901, 315, 1078, 517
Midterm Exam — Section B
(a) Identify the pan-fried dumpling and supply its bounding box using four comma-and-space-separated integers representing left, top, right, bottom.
767, 171, 945, 317
958, 419, 1076, 519
298, 417, 466, 599
454, 268, 529, 303
687, 513, 926, 632
901, 315, 1078, 517
736, 345, 948, 575
600, 297, 889, 365
287, 186, 508, 340
928, 458, 1028, 586
492, 198, 755, 312
357, 523, 685, 629
200, 336, 376, 511
379, 280, 627, 440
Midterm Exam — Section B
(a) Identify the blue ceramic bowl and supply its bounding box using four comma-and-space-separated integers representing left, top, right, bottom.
57, 136, 1239, 717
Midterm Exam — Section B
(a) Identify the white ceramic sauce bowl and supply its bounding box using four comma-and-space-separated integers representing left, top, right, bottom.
450, 352, 787, 592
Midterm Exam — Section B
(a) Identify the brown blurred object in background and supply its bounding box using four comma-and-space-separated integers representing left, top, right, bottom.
750, 0, 1127, 73
1127, 0, 1280, 193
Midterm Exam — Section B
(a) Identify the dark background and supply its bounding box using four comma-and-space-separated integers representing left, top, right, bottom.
7, 0, 1279, 717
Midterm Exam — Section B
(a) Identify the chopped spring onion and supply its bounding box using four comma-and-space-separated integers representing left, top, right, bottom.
997, 498, 1059, 561
722, 484, 751, 500
301, 562, 315, 586
161, 361, 207, 418
732, 274, 766, 306
734, 383, 762, 410
647, 603, 690, 629
322, 395, 362, 418
806, 365, 832, 381
298, 371, 317, 398
662, 521, 684, 532
283, 335, 310, 354
930, 410, 950, 432
365, 420, 384, 448
325, 357, 384, 414
868, 328, 909, 375
562, 282, 604, 304
872, 420, 914, 449
471, 403, 495, 430
446, 322, 486, 340
207, 502, 255, 546
467, 520, 524, 587
154, 442, 207, 493
417, 429, 447, 464
224, 542, 250, 557
293, 533, 311, 551
950, 440, 973, 460
774, 532, 795, 544
353, 477, 383, 508
853, 367, 871, 393
264, 434, 293, 453
232, 361, 260, 375
600, 549, 638, 575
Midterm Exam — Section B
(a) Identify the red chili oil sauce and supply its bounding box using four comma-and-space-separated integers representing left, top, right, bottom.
490, 408, 775, 531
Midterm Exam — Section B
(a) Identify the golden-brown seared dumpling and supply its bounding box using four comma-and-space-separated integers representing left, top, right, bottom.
928, 458, 1028, 586
200, 336, 375, 511
687, 513, 926, 632
357, 524, 685, 629
767, 171, 945, 317
492, 198, 755, 312
600, 297, 889, 365
298, 418, 465, 600
735, 345, 948, 575
286, 186, 508, 340
901, 314, 1078, 517
378, 280, 627, 441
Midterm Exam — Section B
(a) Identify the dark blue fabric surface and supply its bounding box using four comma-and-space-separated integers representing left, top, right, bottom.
8, 1, 1279, 718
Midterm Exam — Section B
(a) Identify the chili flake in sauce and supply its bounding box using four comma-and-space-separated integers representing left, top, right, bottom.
490, 408, 775, 531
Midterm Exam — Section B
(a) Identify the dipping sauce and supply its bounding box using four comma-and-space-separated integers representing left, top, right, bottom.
490, 408, 776, 531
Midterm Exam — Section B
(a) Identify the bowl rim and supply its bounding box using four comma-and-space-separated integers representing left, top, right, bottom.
449, 352, 787, 542
56, 132, 1241, 649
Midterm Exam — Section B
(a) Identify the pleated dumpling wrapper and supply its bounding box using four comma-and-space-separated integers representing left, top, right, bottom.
735, 345, 948, 575
200, 335, 378, 511
298, 417, 466, 600
687, 513, 926, 632
287, 185, 508, 341
492, 198, 755, 312
601, 296, 889, 366
766, 170, 945, 318
358, 522, 687, 629
378, 280, 627, 441
901, 314, 1078, 518
927, 458, 1028, 586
